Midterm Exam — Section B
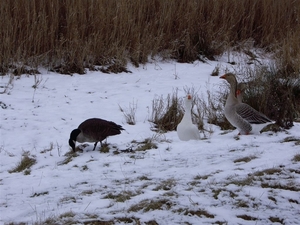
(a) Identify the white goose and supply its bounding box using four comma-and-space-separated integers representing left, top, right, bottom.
177, 94, 200, 141
220, 73, 272, 135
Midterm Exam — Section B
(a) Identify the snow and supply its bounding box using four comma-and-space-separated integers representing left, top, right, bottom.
1, 53, 300, 225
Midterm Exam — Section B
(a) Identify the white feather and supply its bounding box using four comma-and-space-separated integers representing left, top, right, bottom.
177, 95, 200, 141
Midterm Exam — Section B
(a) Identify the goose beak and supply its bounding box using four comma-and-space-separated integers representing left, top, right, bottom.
220, 74, 226, 79
187, 94, 192, 100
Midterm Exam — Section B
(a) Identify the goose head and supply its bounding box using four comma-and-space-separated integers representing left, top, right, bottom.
69, 129, 81, 151
220, 73, 238, 97
184, 94, 193, 110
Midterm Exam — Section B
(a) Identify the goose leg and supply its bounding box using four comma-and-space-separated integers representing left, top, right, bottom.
93, 142, 98, 151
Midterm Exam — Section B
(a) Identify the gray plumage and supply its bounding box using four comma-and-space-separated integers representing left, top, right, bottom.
220, 73, 272, 134
237, 82, 247, 103
69, 118, 124, 152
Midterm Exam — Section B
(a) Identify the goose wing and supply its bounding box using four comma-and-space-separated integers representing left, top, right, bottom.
235, 103, 272, 124
79, 118, 124, 140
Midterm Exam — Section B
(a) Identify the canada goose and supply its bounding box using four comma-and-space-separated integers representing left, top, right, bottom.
177, 94, 200, 141
69, 118, 124, 152
220, 73, 272, 135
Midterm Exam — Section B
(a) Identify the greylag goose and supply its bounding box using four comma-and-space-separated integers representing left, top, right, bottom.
237, 82, 246, 103
220, 73, 272, 135
177, 94, 200, 141
69, 118, 124, 152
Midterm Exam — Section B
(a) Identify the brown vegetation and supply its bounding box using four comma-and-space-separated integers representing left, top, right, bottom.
237, 65, 300, 128
1, 0, 300, 74
1, 0, 299, 128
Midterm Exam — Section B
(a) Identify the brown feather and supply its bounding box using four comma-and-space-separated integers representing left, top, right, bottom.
78, 118, 124, 142
70, 118, 124, 151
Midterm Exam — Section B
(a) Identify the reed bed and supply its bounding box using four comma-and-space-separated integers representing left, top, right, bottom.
1, 0, 300, 74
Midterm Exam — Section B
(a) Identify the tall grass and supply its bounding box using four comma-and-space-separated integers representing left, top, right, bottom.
1, 0, 300, 74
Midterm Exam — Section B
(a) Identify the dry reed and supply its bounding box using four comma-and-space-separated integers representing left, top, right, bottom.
1, 0, 300, 74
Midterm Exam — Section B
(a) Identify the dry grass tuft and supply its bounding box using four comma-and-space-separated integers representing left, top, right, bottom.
57, 151, 79, 165
281, 136, 300, 145
226, 175, 255, 187
252, 168, 282, 176
99, 143, 110, 153
261, 181, 300, 191
130, 138, 158, 152
180, 208, 215, 218
150, 91, 183, 132
9, 152, 36, 174
119, 100, 137, 125
233, 155, 257, 163
153, 178, 177, 191
292, 154, 300, 162
236, 214, 257, 221
269, 217, 285, 224
104, 190, 137, 202
128, 198, 173, 212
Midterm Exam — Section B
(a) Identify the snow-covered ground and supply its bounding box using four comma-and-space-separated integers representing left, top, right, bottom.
1, 52, 299, 225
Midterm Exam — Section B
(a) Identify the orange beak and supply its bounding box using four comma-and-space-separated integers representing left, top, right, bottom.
220, 74, 226, 79
187, 94, 192, 100
236, 90, 241, 95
